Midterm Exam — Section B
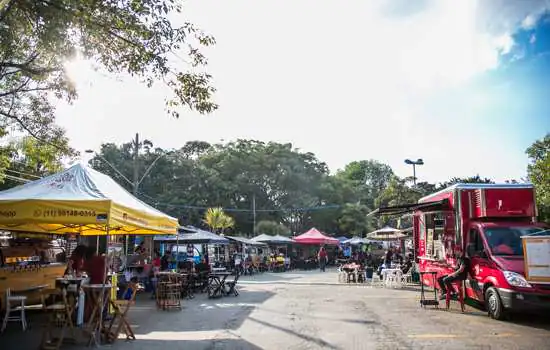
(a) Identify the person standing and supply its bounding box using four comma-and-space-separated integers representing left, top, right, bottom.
318, 246, 328, 272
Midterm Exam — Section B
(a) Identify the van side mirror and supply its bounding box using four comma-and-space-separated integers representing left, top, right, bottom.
479, 249, 488, 259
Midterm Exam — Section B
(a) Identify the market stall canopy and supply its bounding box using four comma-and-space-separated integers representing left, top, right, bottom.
225, 236, 266, 246
272, 235, 295, 244
154, 226, 228, 244
336, 236, 349, 244
343, 236, 369, 245
366, 226, 407, 241
251, 233, 293, 245
293, 228, 339, 245
0, 163, 178, 235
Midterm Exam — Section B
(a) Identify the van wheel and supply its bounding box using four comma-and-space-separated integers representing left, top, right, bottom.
485, 287, 505, 320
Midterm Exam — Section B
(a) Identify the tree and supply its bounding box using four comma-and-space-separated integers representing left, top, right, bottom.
255, 220, 290, 236
0, 134, 75, 190
337, 160, 394, 208
337, 203, 374, 236
203, 207, 234, 234
438, 175, 493, 189
526, 134, 550, 222
0, 0, 216, 152
375, 175, 422, 228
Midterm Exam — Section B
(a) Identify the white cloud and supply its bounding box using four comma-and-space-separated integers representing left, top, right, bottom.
54, 0, 547, 184
522, 14, 538, 29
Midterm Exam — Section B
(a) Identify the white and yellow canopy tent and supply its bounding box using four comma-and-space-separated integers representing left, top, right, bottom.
0, 163, 178, 236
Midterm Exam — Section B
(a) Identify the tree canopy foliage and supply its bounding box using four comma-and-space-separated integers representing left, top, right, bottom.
0, 0, 216, 171
527, 133, 550, 222
85, 138, 526, 237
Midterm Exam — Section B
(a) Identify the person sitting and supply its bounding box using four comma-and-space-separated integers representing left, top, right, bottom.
160, 251, 171, 271
401, 256, 413, 274
437, 252, 470, 300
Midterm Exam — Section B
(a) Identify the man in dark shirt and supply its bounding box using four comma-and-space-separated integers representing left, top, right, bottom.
160, 251, 171, 271
437, 252, 470, 300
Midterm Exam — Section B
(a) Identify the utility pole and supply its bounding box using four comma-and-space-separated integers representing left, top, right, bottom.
128, 133, 140, 254
252, 193, 256, 237
132, 133, 140, 195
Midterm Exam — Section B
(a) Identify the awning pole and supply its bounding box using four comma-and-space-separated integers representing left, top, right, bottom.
99, 225, 110, 345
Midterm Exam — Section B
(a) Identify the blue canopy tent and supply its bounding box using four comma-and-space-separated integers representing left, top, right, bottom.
336, 236, 349, 245
154, 226, 229, 265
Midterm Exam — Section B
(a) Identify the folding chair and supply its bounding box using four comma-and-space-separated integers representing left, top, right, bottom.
104, 283, 137, 343
225, 273, 241, 296
40, 288, 75, 350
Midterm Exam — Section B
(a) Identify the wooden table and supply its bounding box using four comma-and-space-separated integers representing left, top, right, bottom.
82, 284, 111, 346
207, 272, 232, 298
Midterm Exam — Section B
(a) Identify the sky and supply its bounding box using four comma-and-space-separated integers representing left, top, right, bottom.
57, 0, 550, 184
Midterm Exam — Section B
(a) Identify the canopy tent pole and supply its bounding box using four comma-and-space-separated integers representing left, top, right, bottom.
99, 224, 110, 346
176, 233, 179, 269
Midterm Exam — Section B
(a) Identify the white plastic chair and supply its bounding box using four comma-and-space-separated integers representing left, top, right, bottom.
1, 288, 28, 332
401, 271, 413, 285
385, 270, 403, 288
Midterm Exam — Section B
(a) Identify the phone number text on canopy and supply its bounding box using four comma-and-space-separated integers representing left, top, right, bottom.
34, 209, 97, 218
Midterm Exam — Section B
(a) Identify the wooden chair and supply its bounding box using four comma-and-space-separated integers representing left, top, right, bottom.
104, 282, 137, 343
40, 288, 75, 350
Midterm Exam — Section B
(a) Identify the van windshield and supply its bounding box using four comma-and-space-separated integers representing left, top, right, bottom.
484, 226, 546, 256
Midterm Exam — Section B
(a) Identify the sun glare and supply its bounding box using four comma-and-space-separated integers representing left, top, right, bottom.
64, 54, 93, 89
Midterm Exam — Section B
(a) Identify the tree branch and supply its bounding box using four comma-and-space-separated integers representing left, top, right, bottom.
0, 109, 68, 152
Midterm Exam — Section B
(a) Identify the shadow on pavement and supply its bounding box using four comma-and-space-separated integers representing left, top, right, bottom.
105, 337, 264, 350
247, 316, 344, 350
0, 287, 274, 350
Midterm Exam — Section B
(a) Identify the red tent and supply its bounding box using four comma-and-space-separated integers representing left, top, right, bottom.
294, 228, 339, 245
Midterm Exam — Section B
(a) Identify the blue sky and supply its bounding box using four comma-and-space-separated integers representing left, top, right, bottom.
58, 0, 550, 184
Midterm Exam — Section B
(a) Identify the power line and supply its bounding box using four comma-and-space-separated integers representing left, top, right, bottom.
4, 174, 31, 183
0, 169, 343, 213
5, 169, 42, 179
135, 191, 342, 212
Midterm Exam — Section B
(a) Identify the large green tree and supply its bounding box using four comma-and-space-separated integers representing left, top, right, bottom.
0, 0, 216, 167
255, 220, 290, 237
526, 134, 550, 222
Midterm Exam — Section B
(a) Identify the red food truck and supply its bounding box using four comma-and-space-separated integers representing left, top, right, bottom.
375, 183, 550, 320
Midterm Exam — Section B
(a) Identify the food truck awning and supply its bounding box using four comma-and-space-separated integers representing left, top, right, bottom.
0, 163, 178, 235
368, 199, 450, 217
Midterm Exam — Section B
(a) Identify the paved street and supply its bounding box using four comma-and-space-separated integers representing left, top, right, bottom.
2, 270, 550, 349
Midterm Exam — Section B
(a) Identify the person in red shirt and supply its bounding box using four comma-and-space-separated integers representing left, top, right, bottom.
318, 246, 328, 272
66, 245, 87, 275
83, 247, 106, 285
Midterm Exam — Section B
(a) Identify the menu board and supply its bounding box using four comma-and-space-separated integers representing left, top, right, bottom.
522, 236, 550, 283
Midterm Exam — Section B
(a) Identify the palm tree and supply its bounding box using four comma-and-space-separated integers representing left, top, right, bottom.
203, 207, 234, 234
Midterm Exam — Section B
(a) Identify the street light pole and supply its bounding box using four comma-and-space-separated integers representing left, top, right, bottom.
404, 158, 424, 186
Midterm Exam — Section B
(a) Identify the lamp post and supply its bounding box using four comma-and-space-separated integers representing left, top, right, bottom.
404, 158, 424, 186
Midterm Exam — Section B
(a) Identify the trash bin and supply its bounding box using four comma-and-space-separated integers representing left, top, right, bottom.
412, 272, 420, 283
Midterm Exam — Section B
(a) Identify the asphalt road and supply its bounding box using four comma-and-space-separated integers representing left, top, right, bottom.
2, 270, 549, 349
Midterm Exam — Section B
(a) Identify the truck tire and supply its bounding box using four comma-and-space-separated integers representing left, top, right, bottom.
485, 287, 505, 320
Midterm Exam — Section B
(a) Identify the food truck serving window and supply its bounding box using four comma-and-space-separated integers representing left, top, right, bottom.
424, 212, 446, 260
